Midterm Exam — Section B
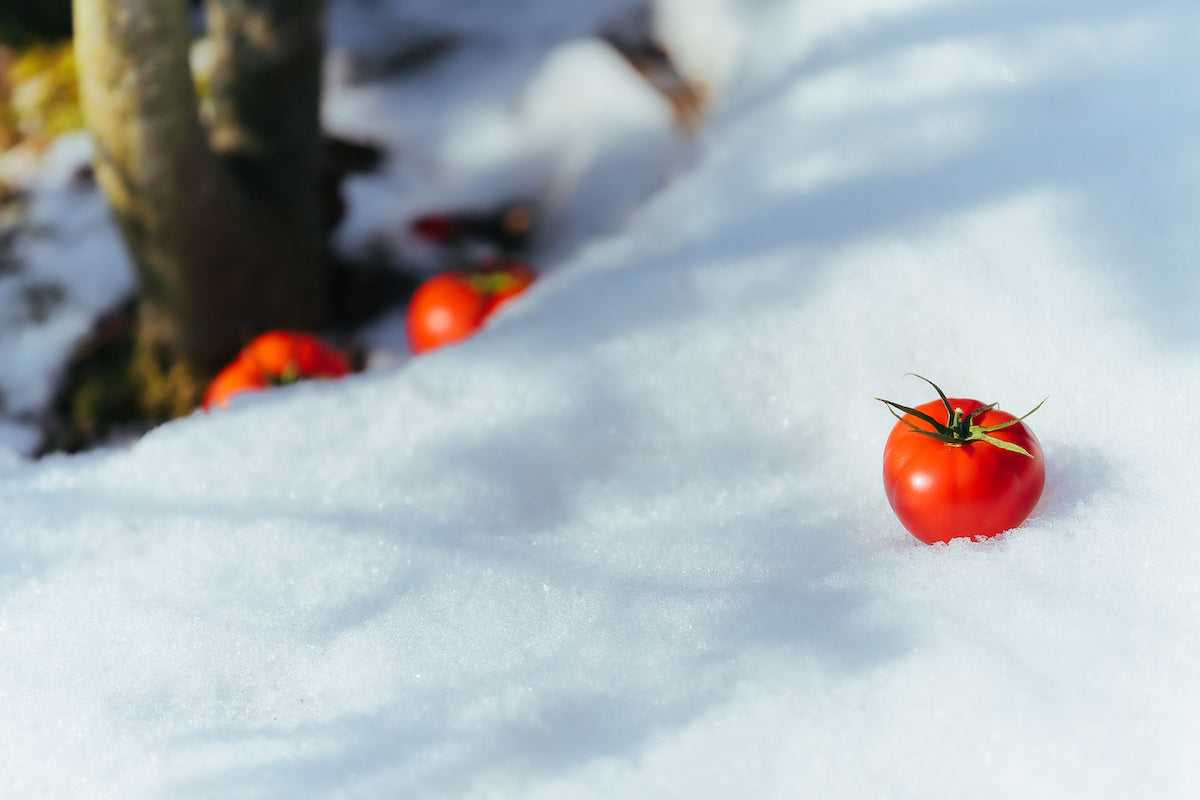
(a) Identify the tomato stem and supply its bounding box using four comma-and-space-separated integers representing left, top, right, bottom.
876, 374, 1046, 458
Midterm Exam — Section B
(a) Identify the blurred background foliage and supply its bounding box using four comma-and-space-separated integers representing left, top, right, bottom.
1, 43, 82, 152
1, 0, 77, 157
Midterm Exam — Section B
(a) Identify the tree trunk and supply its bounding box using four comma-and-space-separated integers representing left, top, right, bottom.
72, 0, 325, 373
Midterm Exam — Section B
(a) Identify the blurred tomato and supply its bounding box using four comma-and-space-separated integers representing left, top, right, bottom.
406, 261, 537, 354
203, 331, 351, 410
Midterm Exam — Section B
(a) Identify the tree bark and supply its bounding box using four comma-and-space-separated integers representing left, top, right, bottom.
72, 0, 325, 373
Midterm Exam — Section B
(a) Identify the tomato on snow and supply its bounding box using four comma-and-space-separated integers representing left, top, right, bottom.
406, 260, 537, 355
202, 331, 351, 410
878, 375, 1046, 544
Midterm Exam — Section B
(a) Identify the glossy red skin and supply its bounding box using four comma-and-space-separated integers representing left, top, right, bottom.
406, 264, 536, 354
202, 358, 266, 411
406, 274, 490, 354
203, 331, 350, 410
239, 331, 351, 378
882, 397, 1045, 544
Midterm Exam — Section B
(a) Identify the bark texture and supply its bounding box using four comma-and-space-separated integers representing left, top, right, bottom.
73, 0, 325, 372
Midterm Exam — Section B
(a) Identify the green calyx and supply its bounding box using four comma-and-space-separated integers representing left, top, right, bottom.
877, 374, 1046, 458
466, 268, 524, 295
266, 365, 300, 387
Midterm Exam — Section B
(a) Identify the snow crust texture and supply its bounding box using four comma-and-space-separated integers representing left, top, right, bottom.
3, 0, 1200, 797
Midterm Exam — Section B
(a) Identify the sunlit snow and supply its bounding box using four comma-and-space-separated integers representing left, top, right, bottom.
2, 0, 1199, 797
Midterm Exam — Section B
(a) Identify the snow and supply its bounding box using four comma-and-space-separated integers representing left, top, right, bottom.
0, 132, 131, 431
2, 0, 1200, 797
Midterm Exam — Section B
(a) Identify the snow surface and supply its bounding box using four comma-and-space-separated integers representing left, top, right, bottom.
3, 0, 1200, 796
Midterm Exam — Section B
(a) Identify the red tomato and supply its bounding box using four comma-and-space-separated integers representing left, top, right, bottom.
880, 377, 1046, 544
236, 330, 351, 380
203, 331, 351, 410
406, 261, 537, 354
405, 273, 489, 355
202, 358, 267, 411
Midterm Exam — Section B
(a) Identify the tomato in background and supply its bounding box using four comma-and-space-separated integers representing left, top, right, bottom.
202, 331, 351, 410
406, 261, 537, 355
879, 376, 1046, 544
